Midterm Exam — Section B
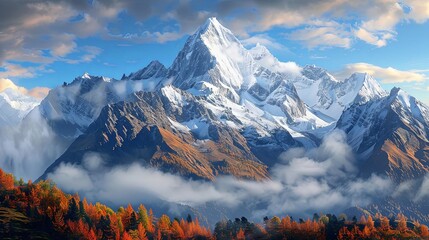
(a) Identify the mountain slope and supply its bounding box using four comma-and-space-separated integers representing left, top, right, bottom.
337, 87, 429, 181
40, 86, 269, 181
35, 72, 165, 138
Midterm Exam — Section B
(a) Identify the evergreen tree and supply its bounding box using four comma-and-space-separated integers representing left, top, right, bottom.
79, 200, 91, 225
186, 214, 193, 223
98, 215, 114, 240
313, 213, 320, 222
65, 198, 79, 221
129, 212, 138, 231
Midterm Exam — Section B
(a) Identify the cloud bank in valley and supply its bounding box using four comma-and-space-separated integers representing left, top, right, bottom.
0, 110, 69, 181
47, 130, 394, 218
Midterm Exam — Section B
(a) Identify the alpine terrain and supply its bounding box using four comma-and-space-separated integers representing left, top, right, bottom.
2, 17, 429, 225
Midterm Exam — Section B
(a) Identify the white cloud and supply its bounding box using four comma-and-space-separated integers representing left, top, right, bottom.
354, 28, 394, 47
82, 152, 105, 171
393, 176, 429, 202
0, 63, 37, 78
241, 34, 286, 50
0, 110, 68, 181
337, 62, 428, 83
63, 46, 102, 64
50, 34, 77, 57
353, 2, 402, 47
360, 2, 404, 32
403, 0, 429, 23
110, 31, 183, 44
47, 163, 94, 192
310, 55, 327, 59
288, 26, 351, 49
0, 78, 29, 93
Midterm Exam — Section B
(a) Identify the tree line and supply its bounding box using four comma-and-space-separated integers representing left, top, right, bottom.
2, 168, 429, 239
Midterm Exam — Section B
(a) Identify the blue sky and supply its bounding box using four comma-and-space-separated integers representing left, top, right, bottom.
0, 0, 428, 102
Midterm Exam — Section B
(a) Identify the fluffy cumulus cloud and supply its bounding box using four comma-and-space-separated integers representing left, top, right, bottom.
354, 2, 403, 47
337, 62, 428, 83
47, 130, 395, 219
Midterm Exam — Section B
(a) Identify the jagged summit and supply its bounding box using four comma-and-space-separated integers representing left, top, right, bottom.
128, 60, 167, 80
249, 43, 273, 61
169, 16, 252, 101
81, 72, 91, 79
182, 16, 240, 53
197, 17, 228, 35
347, 72, 387, 105
387, 87, 423, 118
302, 65, 337, 82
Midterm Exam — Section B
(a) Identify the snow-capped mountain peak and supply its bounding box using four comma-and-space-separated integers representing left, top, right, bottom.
387, 87, 429, 123
389, 86, 409, 103
248, 43, 300, 74
249, 43, 272, 61
348, 72, 387, 105
197, 17, 233, 40
81, 72, 91, 79
169, 16, 253, 101
302, 64, 337, 83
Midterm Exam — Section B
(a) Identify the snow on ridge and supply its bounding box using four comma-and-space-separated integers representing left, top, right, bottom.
33, 18, 392, 144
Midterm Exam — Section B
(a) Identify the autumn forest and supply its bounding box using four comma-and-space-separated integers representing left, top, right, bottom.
1, 168, 429, 239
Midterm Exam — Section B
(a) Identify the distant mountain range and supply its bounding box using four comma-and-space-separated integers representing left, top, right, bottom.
2, 17, 429, 224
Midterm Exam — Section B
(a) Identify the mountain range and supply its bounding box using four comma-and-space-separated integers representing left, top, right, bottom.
2, 17, 429, 223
